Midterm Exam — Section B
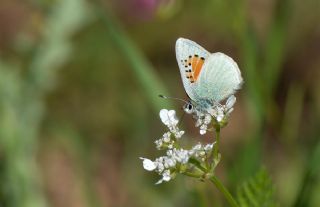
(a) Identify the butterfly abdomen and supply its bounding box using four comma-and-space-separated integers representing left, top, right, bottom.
181, 54, 205, 83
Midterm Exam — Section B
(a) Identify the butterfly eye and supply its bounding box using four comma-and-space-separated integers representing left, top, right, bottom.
183, 102, 194, 114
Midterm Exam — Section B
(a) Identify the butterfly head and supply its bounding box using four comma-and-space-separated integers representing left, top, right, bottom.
183, 98, 215, 115
183, 101, 194, 114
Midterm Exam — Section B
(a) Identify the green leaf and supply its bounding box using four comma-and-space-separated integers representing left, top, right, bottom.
237, 168, 278, 207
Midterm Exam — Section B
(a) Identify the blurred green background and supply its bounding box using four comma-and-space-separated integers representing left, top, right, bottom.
0, 0, 320, 206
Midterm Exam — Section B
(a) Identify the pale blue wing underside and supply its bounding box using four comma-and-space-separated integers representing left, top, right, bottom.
175, 38, 210, 100
194, 52, 243, 103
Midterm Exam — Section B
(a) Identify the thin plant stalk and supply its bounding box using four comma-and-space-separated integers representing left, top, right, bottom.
209, 176, 239, 207
213, 124, 221, 161
210, 124, 239, 207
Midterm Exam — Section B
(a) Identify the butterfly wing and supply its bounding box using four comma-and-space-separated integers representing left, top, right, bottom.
175, 38, 210, 100
195, 52, 243, 103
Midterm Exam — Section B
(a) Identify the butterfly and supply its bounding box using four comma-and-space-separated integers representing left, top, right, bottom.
175, 38, 243, 113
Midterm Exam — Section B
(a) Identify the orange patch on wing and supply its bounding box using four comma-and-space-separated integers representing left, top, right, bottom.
183, 55, 206, 83
192, 57, 205, 80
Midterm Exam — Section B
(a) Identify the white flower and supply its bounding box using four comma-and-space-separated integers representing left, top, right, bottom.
159, 109, 185, 139
160, 109, 178, 127
155, 170, 172, 184
189, 143, 202, 157
155, 139, 162, 149
204, 114, 212, 124
199, 151, 206, 156
188, 142, 215, 159
204, 143, 214, 151
200, 124, 207, 135
162, 170, 171, 181
217, 115, 223, 122
155, 131, 177, 150
174, 130, 185, 138
165, 148, 190, 164
193, 143, 202, 150
165, 157, 176, 168
156, 160, 164, 172
140, 158, 156, 171
174, 149, 190, 163
195, 118, 202, 127
163, 132, 171, 142
191, 95, 238, 130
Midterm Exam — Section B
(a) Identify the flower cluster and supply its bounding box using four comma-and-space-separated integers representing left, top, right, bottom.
140, 109, 216, 184
141, 95, 237, 184
154, 110, 184, 150
193, 95, 236, 135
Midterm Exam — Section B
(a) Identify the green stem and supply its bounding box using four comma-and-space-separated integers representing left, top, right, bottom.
213, 124, 221, 161
210, 176, 239, 207
210, 124, 238, 207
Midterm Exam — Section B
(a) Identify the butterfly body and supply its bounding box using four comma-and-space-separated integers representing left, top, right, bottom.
175, 38, 243, 113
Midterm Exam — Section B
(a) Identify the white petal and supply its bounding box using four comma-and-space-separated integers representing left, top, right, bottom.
159, 109, 170, 125
168, 110, 178, 125
162, 170, 171, 181
195, 118, 202, 127
204, 143, 214, 151
163, 176, 171, 182
167, 110, 176, 118
200, 124, 207, 135
175, 130, 184, 138
193, 143, 202, 150
204, 115, 212, 124
163, 136, 170, 142
160, 109, 179, 127
217, 115, 223, 122
200, 129, 207, 135
140, 158, 156, 171
163, 132, 171, 139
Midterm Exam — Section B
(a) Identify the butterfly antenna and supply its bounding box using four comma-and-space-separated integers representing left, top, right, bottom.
158, 94, 188, 104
